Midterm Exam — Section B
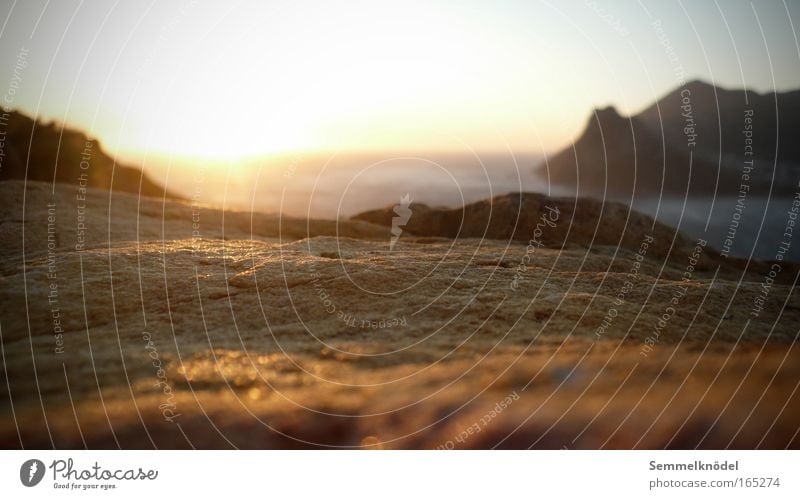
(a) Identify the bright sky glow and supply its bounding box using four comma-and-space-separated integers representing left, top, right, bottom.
1, 0, 798, 160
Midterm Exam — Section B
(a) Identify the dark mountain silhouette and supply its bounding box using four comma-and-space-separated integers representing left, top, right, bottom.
637, 80, 800, 166
540, 106, 714, 198
0, 109, 181, 199
541, 80, 800, 198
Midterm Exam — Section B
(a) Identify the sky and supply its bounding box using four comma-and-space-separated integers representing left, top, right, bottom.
1, 0, 799, 161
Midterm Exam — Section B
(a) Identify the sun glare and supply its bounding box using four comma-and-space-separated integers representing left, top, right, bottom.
104, 3, 521, 160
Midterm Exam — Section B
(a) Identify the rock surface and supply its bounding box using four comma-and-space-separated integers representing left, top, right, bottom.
1, 181, 799, 449
353, 191, 687, 257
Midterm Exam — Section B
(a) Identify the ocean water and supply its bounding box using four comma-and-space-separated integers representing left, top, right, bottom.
631, 195, 800, 262
146, 152, 798, 262
150, 151, 549, 217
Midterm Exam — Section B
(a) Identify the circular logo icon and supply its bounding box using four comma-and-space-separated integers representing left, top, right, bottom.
20, 459, 45, 487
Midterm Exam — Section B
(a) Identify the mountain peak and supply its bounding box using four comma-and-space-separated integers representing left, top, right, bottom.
594, 105, 622, 119
583, 105, 628, 130
683, 78, 714, 90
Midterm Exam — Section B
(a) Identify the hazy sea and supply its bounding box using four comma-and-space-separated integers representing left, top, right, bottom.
145, 152, 799, 262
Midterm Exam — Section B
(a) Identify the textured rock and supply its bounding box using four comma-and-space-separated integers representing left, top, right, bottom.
353, 191, 689, 258
1, 181, 799, 449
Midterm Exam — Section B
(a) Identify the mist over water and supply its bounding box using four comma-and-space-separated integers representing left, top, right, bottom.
144, 152, 799, 262
632, 196, 800, 262
147, 151, 550, 218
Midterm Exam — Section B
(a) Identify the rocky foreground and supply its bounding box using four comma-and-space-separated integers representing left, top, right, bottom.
1, 181, 799, 449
